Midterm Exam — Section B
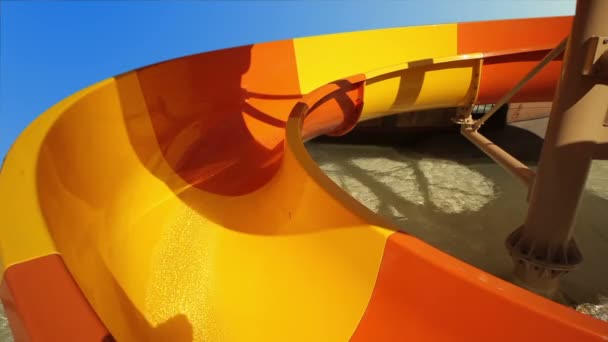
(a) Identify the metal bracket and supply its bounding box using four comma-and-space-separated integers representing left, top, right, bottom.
451, 105, 476, 125
582, 36, 608, 77
452, 60, 481, 126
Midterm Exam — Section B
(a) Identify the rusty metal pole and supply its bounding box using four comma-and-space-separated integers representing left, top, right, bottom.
506, 0, 608, 301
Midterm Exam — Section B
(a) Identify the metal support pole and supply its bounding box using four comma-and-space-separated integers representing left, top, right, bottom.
506, 0, 608, 300
458, 41, 566, 190
461, 127, 534, 187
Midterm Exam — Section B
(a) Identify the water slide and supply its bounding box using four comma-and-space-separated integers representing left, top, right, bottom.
1, 15, 607, 341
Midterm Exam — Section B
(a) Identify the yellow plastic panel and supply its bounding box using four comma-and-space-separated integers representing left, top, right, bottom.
32, 71, 394, 342
293, 24, 457, 94
0, 86, 95, 270
362, 60, 477, 120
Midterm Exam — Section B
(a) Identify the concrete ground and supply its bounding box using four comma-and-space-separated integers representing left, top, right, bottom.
307, 117, 608, 307
1, 118, 606, 340
0, 305, 10, 342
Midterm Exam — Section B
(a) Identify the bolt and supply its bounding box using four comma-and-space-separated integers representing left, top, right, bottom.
603, 38, 608, 44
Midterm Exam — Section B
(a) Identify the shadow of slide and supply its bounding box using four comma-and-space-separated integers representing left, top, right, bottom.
307, 122, 608, 303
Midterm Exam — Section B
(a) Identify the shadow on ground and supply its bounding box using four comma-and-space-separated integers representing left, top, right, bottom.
306, 118, 608, 304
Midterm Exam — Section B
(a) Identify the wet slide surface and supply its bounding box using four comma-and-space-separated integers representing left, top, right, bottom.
1, 15, 607, 341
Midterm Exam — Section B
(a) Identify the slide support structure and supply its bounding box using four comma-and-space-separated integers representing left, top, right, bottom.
461, 127, 535, 187
505, 0, 608, 300
460, 35, 567, 193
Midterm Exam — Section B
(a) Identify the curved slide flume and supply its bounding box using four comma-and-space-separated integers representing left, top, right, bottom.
1, 15, 607, 341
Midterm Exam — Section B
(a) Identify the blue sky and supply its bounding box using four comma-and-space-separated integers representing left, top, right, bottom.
0, 0, 576, 159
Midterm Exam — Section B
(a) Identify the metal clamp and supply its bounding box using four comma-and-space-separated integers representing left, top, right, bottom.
582, 36, 608, 77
